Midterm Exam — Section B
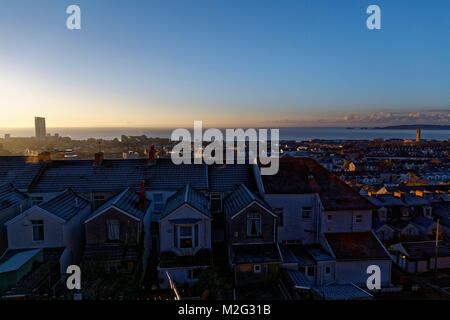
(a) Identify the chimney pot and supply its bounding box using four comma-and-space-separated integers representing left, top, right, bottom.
149, 145, 155, 164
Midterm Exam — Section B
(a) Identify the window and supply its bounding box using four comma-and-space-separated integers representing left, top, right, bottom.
325, 266, 331, 274
32, 220, 44, 241
306, 266, 315, 277
298, 266, 306, 274
153, 193, 164, 212
247, 214, 261, 237
302, 207, 312, 219
327, 214, 333, 221
175, 225, 199, 249
107, 219, 120, 241
210, 194, 222, 212
274, 208, 283, 226
180, 226, 193, 248
93, 195, 106, 209
253, 264, 261, 273
31, 196, 44, 206
355, 215, 363, 223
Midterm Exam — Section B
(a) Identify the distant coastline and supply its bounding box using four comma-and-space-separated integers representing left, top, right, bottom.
370, 125, 450, 130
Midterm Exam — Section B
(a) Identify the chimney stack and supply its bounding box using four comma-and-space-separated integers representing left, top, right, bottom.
149, 145, 155, 164
94, 152, 104, 166
38, 151, 51, 162
139, 180, 146, 210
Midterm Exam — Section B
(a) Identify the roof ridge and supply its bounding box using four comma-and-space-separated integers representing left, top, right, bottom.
113, 187, 131, 205
185, 184, 190, 203
242, 184, 255, 201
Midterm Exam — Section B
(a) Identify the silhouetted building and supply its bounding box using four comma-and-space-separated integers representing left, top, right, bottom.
35, 117, 46, 141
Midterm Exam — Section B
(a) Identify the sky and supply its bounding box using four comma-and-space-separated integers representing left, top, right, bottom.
0, 0, 449, 128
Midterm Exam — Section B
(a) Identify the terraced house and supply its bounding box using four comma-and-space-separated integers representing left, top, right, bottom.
0, 153, 395, 299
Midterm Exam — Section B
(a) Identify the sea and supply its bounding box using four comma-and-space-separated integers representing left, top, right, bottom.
1, 127, 449, 141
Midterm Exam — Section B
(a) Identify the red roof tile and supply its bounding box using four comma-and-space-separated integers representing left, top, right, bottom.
325, 232, 390, 260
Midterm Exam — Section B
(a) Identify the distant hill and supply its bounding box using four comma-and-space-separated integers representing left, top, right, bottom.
373, 124, 450, 130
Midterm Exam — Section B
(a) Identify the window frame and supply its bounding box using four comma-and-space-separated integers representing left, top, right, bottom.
153, 193, 164, 212
175, 224, 199, 249
106, 219, 120, 241
246, 213, 262, 237
302, 207, 313, 219
210, 193, 223, 213
32, 220, 44, 242
253, 264, 262, 273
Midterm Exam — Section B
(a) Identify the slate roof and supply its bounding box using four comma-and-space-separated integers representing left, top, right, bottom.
284, 269, 311, 289
373, 220, 395, 232
0, 156, 43, 190
29, 159, 151, 193
403, 196, 429, 206
0, 247, 64, 265
224, 184, 272, 217
231, 243, 281, 264
324, 232, 390, 261
433, 203, 450, 228
87, 188, 149, 221
279, 244, 333, 265
366, 194, 406, 207
38, 189, 90, 221
0, 183, 28, 210
0, 249, 42, 273
160, 184, 211, 219
262, 158, 377, 211
312, 284, 373, 300
401, 241, 450, 259
144, 159, 208, 191
16, 157, 257, 193
208, 163, 257, 192
391, 219, 419, 232
412, 216, 435, 230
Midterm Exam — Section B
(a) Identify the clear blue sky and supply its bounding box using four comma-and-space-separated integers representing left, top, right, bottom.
0, 0, 449, 127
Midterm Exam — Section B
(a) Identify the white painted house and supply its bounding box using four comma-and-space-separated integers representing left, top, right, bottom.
4, 189, 91, 273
